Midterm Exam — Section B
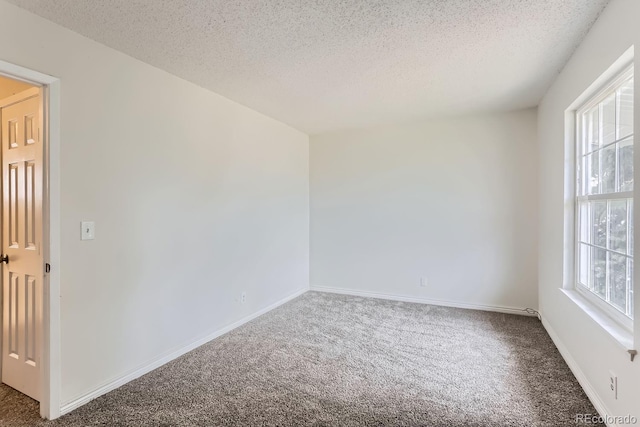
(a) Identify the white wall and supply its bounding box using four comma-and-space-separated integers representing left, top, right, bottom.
0, 0, 309, 408
538, 0, 640, 421
310, 109, 538, 311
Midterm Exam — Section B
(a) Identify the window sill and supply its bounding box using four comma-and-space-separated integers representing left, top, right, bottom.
560, 288, 634, 351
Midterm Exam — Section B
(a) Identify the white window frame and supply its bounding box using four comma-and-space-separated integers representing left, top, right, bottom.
574, 65, 634, 332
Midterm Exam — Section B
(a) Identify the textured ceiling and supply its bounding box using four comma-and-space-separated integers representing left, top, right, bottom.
7, 0, 609, 134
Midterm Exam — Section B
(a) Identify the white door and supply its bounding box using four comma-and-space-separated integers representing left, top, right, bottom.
1, 88, 43, 401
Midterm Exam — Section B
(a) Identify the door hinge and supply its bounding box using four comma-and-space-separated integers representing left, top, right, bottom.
45, 263, 51, 273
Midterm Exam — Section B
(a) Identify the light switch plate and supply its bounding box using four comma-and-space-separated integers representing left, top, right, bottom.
81, 221, 95, 240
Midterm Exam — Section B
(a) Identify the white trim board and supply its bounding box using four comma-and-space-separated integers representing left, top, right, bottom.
60, 287, 308, 416
540, 314, 613, 426
310, 285, 536, 316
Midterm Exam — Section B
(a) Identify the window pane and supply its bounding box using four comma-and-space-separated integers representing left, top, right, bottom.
585, 106, 600, 153
617, 78, 634, 140
578, 156, 587, 197
601, 144, 616, 193
630, 201, 634, 256
618, 139, 633, 192
593, 247, 607, 298
610, 253, 628, 312
609, 200, 628, 253
587, 152, 600, 195
629, 260, 634, 318
603, 93, 616, 145
579, 243, 590, 287
578, 202, 590, 243
592, 201, 607, 247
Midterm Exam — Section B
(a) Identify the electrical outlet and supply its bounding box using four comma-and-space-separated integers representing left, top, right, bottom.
81, 221, 95, 240
609, 371, 618, 399
241, 292, 246, 304
420, 277, 428, 287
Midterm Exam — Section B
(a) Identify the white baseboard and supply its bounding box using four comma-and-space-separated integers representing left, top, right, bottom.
59, 287, 308, 416
540, 314, 614, 426
310, 285, 536, 316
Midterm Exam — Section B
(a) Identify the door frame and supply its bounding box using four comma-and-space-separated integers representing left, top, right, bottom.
0, 59, 61, 420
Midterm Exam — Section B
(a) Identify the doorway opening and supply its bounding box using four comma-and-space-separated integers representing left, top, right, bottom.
0, 74, 42, 406
0, 61, 61, 421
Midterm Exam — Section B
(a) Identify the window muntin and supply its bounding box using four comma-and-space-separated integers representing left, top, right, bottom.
576, 66, 634, 327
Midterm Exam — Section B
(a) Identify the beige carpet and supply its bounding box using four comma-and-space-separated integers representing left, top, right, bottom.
1, 291, 602, 426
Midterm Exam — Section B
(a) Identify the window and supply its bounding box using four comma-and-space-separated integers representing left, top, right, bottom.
575, 65, 634, 329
